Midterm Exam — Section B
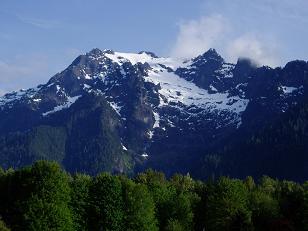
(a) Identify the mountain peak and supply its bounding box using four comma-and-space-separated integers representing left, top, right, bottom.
206, 48, 219, 55
86, 48, 116, 58
138, 51, 158, 58
87, 48, 104, 56
235, 57, 257, 69
202, 48, 222, 59
102, 49, 115, 54
193, 48, 224, 64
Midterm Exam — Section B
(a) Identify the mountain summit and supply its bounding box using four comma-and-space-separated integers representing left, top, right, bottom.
0, 48, 307, 180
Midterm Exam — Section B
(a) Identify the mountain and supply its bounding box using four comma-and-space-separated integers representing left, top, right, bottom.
206, 99, 308, 182
0, 48, 307, 180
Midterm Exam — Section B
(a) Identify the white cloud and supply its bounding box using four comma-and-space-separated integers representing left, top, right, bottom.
171, 14, 228, 58
171, 14, 280, 67
226, 34, 280, 67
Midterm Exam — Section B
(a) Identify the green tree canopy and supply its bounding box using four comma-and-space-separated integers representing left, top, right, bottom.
22, 161, 74, 231
89, 173, 124, 231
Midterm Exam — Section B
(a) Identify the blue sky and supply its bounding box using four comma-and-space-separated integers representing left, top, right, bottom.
1, 0, 308, 94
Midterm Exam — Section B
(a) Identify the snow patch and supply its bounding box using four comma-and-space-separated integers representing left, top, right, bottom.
83, 84, 91, 89
153, 111, 160, 128
148, 130, 154, 139
145, 67, 249, 114
215, 63, 234, 78
280, 86, 300, 94
42, 95, 82, 116
0, 87, 40, 106
141, 153, 149, 158
209, 85, 218, 92
84, 73, 91, 79
105, 51, 189, 70
56, 85, 61, 93
121, 143, 128, 151
108, 101, 122, 115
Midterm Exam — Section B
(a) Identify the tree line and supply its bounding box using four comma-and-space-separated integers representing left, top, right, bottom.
0, 161, 307, 231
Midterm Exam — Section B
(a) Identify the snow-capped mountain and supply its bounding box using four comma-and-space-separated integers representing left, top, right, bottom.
0, 48, 307, 178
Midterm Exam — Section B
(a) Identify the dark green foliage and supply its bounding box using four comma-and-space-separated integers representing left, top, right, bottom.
28, 126, 67, 162
249, 189, 280, 229
0, 161, 74, 230
121, 178, 158, 231
165, 219, 185, 231
163, 193, 195, 231
205, 177, 253, 230
70, 174, 92, 231
136, 171, 199, 230
136, 170, 176, 229
0, 126, 67, 170
88, 173, 124, 231
22, 161, 74, 231
0, 162, 307, 230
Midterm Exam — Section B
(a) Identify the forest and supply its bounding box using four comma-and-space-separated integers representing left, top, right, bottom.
0, 161, 307, 231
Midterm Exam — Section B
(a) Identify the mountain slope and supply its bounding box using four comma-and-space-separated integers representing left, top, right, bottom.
0, 48, 307, 179
201, 100, 308, 182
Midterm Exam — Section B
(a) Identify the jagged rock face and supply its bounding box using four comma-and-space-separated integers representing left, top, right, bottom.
0, 48, 307, 177
175, 49, 233, 92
